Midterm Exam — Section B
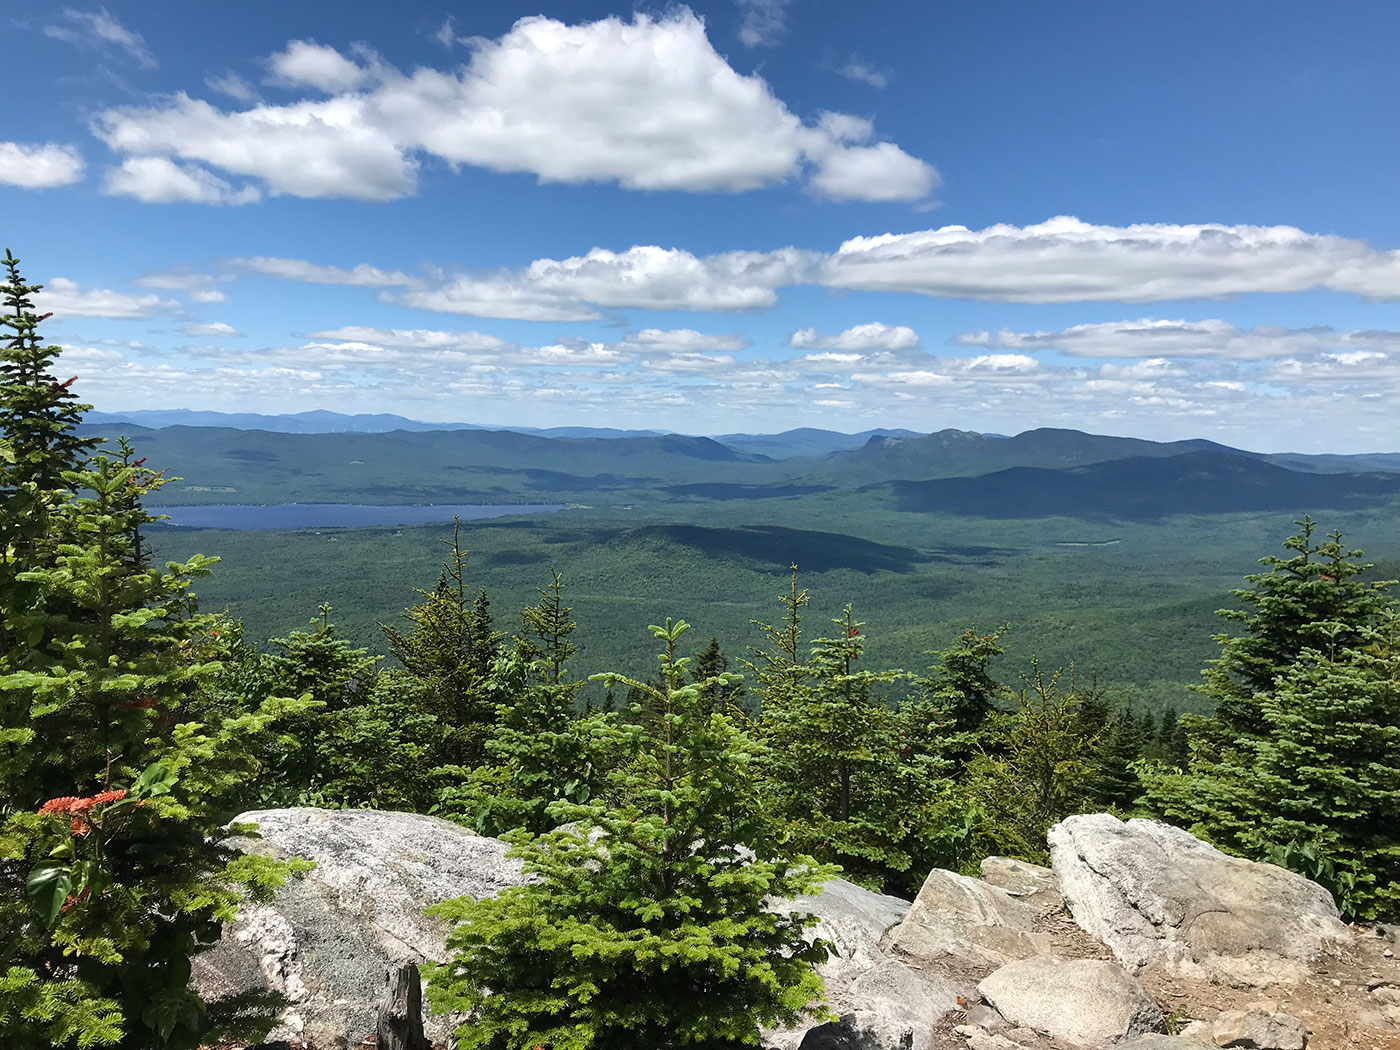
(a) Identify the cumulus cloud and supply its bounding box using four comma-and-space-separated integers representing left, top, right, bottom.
304, 326, 511, 351
91, 10, 935, 203
43, 7, 155, 68
266, 40, 372, 93
94, 93, 416, 201
789, 322, 920, 352
736, 0, 789, 47
103, 156, 260, 204
962, 319, 1400, 359
230, 256, 416, 288
0, 142, 85, 189
34, 277, 177, 318
822, 216, 1400, 302
182, 321, 240, 338
394, 245, 815, 320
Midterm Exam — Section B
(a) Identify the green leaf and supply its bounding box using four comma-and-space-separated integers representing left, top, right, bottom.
26, 861, 72, 927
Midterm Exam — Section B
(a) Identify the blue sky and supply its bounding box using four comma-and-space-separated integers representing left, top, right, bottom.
5, 0, 1400, 450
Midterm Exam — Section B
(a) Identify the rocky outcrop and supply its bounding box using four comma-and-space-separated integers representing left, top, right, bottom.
974, 956, 1164, 1048
1181, 1009, 1309, 1049
882, 868, 1050, 972
978, 857, 1064, 916
767, 878, 960, 1050
194, 808, 528, 1046
1048, 815, 1350, 986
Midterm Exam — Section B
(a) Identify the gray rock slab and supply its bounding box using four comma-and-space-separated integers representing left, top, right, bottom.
194, 808, 527, 1047
979, 857, 1064, 916
768, 878, 961, 1050
1048, 815, 1350, 987
883, 868, 1050, 972
977, 955, 1165, 1048
1195, 1009, 1308, 1049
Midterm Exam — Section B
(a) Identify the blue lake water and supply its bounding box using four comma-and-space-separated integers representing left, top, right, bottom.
152, 503, 564, 530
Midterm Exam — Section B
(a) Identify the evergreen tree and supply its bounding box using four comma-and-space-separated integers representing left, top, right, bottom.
692, 636, 746, 715
906, 627, 1011, 774
1144, 521, 1398, 869
1203, 517, 1393, 745
1, 427, 307, 1047
0, 251, 97, 664
1088, 707, 1145, 810
759, 605, 959, 893
258, 604, 382, 801
381, 520, 500, 768
965, 661, 1101, 863
425, 619, 834, 1050
743, 565, 810, 719
443, 571, 605, 836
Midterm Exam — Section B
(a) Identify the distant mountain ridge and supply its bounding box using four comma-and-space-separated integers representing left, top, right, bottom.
872, 449, 1400, 521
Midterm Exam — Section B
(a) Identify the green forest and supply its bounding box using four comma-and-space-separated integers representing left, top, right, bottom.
5, 255, 1400, 1049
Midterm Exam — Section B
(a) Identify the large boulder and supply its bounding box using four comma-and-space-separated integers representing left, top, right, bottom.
882, 868, 1050, 971
766, 878, 961, 1050
194, 808, 527, 1046
978, 857, 1064, 916
976, 956, 1165, 1048
1048, 815, 1349, 986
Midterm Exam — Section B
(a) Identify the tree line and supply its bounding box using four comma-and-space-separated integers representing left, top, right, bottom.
2, 252, 1397, 1049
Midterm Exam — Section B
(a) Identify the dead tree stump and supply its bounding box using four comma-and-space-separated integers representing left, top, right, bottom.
376, 962, 431, 1050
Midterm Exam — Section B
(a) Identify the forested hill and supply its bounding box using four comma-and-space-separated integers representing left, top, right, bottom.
874, 450, 1400, 520
80, 418, 1400, 512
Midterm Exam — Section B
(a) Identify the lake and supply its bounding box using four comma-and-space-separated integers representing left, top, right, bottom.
152, 503, 564, 530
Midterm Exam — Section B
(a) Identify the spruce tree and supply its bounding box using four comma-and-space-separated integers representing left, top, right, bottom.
443, 571, 604, 836
759, 605, 961, 893
425, 619, 834, 1050
1, 426, 307, 1047
907, 627, 1011, 772
1204, 517, 1393, 744
965, 662, 1101, 863
381, 520, 500, 768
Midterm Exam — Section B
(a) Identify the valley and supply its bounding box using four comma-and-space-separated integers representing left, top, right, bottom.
107, 416, 1400, 714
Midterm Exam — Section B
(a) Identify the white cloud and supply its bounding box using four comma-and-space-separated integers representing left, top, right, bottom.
205, 72, 257, 102
35, 277, 177, 318
134, 270, 231, 303
91, 11, 934, 203
230, 256, 416, 288
394, 245, 815, 320
621, 328, 748, 352
736, 0, 789, 47
963, 318, 1400, 359
267, 40, 372, 93
304, 326, 511, 351
102, 156, 260, 204
838, 57, 887, 89
789, 322, 920, 352
0, 142, 85, 189
94, 93, 416, 201
182, 321, 240, 338
43, 7, 155, 68
822, 216, 1400, 302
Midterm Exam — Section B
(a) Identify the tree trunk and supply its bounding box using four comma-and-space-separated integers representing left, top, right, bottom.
377, 962, 430, 1050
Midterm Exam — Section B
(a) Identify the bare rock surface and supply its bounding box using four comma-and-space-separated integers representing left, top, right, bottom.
194, 807, 527, 1047
1117, 1038, 1217, 1050
975, 955, 1165, 1048
883, 869, 1050, 971
978, 857, 1064, 916
1182, 1009, 1309, 1049
769, 878, 960, 1050
1047, 815, 1350, 987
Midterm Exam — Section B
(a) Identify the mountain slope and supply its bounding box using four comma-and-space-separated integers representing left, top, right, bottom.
874, 450, 1400, 520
